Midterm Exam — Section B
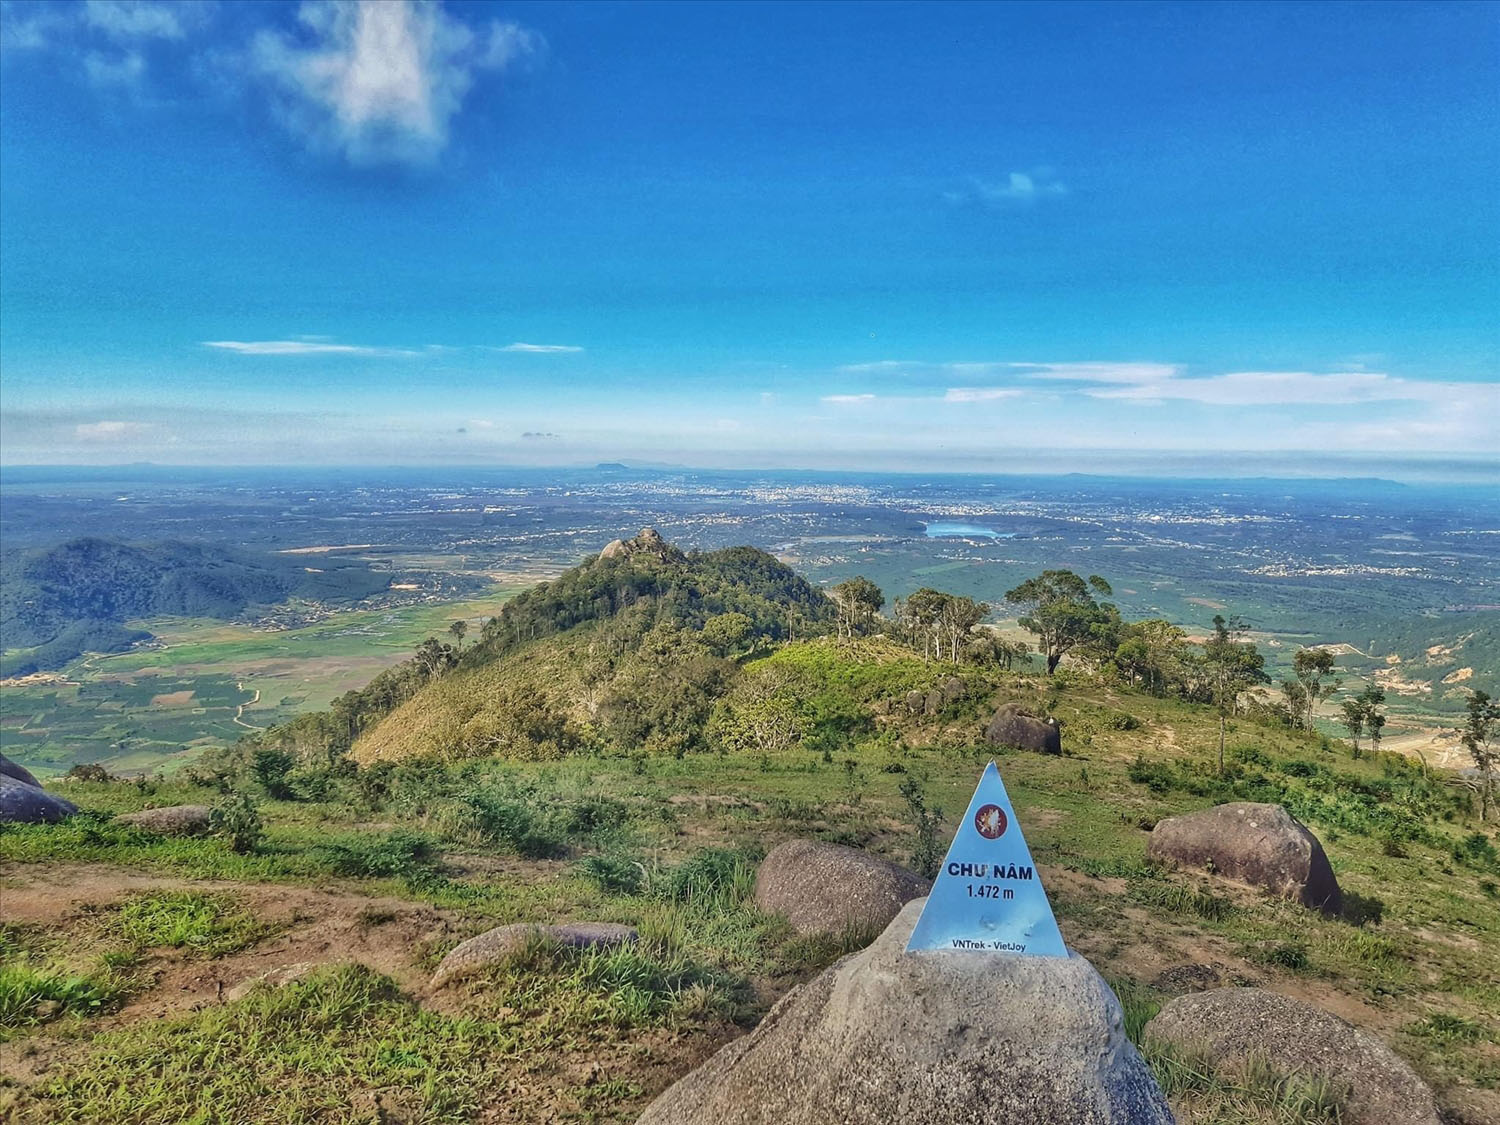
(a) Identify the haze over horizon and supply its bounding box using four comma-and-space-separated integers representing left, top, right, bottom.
2, 0, 1497, 470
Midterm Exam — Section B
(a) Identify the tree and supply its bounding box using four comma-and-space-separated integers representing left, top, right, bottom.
448, 619, 468, 649
829, 577, 885, 639
1283, 647, 1340, 732
701, 611, 753, 656
1004, 571, 1115, 675
1202, 614, 1268, 774
899, 588, 950, 662
1341, 684, 1385, 757
1115, 619, 1188, 696
1461, 690, 1499, 822
937, 594, 989, 665
414, 637, 458, 680
966, 630, 1029, 671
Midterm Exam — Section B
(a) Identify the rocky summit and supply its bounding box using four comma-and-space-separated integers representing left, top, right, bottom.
637, 898, 1174, 1125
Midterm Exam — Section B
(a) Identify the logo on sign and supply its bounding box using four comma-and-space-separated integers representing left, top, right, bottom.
974, 803, 1008, 839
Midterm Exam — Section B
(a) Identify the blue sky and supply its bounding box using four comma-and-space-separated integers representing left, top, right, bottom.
1, 0, 1496, 470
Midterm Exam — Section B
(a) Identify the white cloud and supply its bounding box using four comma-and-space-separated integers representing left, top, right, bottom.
945, 169, 1068, 207
251, 0, 542, 166
943, 387, 1023, 403
467, 418, 496, 429
75, 420, 154, 441
83, 49, 146, 87
84, 1, 188, 41
822, 394, 877, 405
203, 338, 418, 356
1017, 361, 1182, 384
1085, 369, 1481, 407
499, 342, 584, 354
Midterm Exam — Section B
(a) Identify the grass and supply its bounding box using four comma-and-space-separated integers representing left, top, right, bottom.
108, 891, 272, 957
0, 961, 130, 1040
3, 658, 1498, 1121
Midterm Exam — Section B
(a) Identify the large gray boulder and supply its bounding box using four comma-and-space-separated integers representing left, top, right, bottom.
754, 840, 930, 936
115, 804, 212, 836
1, 752, 43, 788
0, 772, 78, 824
1147, 802, 1342, 912
638, 899, 1174, 1125
1144, 988, 1441, 1125
431, 922, 637, 988
985, 704, 1061, 754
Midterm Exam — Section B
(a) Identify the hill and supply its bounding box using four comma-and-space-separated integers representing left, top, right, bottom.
0, 538, 390, 675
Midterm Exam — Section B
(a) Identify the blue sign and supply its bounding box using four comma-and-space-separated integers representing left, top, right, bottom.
905, 761, 1068, 956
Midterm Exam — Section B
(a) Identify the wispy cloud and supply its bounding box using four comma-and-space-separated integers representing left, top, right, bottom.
943, 387, 1023, 402
944, 168, 1068, 207
822, 394, 877, 405
521, 431, 559, 440
203, 338, 419, 357
84, 1, 191, 42
498, 342, 584, 354
250, 0, 542, 166
75, 419, 155, 441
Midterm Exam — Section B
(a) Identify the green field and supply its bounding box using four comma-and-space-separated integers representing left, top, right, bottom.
0, 586, 526, 777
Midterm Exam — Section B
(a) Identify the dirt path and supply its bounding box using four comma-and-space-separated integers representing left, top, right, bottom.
232, 683, 263, 730
0, 865, 468, 1084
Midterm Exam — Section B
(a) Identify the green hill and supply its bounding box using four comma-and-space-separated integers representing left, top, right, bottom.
0, 538, 390, 675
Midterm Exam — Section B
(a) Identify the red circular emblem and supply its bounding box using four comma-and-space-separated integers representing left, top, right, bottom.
974, 803, 1008, 839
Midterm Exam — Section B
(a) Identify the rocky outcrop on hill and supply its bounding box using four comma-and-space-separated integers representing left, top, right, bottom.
115, 804, 212, 836
985, 704, 1061, 754
431, 922, 638, 988
904, 677, 968, 716
1147, 802, 1341, 912
598, 528, 684, 564
1144, 988, 1441, 1125
0, 757, 78, 824
754, 840, 930, 936
638, 898, 1173, 1125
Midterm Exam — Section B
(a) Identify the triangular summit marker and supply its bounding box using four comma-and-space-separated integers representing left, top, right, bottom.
905, 761, 1067, 956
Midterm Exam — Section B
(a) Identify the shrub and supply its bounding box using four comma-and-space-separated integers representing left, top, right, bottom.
898, 775, 944, 879
209, 792, 263, 854
577, 854, 646, 895
314, 831, 440, 883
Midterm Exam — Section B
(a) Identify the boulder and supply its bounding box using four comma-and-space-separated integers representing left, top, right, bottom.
598, 527, 683, 564
638, 899, 1174, 1125
0, 752, 42, 788
941, 676, 966, 703
754, 840, 930, 936
0, 772, 78, 824
115, 804, 213, 836
1144, 988, 1441, 1125
923, 688, 944, 715
1146, 802, 1341, 912
986, 704, 1061, 754
431, 921, 637, 988
904, 689, 926, 715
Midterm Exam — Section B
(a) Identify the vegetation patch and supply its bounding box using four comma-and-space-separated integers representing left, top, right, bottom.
108, 891, 271, 958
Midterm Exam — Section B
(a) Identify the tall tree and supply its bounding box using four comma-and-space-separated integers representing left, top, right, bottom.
1004, 570, 1114, 675
900, 588, 950, 662
1284, 647, 1340, 732
938, 595, 989, 664
1202, 614, 1268, 774
1462, 689, 1499, 822
448, 619, 468, 649
829, 576, 885, 639
1342, 684, 1385, 756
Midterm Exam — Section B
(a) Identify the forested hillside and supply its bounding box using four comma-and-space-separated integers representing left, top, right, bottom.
0, 538, 389, 675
